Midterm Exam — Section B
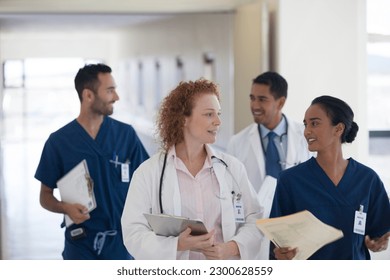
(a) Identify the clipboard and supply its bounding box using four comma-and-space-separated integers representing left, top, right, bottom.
143, 213, 208, 237
57, 159, 96, 227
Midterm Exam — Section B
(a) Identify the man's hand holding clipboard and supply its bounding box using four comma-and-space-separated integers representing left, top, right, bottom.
57, 159, 97, 227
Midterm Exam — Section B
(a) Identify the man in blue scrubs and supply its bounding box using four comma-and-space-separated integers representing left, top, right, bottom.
35, 63, 149, 259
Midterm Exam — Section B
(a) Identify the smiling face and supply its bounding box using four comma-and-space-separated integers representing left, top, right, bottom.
183, 93, 221, 146
250, 83, 285, 130
90, 73, 119, 116
303, 104, 344, 153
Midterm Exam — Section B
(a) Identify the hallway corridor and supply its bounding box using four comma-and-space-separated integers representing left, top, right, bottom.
0, 86, 78, 259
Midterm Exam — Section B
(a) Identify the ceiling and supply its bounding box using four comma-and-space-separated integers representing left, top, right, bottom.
0, 0, 258, 32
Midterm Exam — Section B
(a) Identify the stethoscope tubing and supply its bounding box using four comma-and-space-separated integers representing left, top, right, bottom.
159, 153, 168, 214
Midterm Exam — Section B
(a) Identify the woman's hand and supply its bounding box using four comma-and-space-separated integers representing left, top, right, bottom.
273, 246, 297, 260
365, 232, 390, 252
201, 240, 240, 260
177, 228, 215, 252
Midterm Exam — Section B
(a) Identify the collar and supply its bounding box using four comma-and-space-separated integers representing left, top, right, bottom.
167, 144, 214, 169
259, 114, 287, 138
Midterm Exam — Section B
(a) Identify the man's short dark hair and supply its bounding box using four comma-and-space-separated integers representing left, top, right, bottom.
74, 63, 112, 101
253, 71, 288, 100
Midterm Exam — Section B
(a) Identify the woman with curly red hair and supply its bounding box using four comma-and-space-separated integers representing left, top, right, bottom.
121, 79, 263, 260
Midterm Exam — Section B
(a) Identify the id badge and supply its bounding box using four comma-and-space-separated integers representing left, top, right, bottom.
353, 205, 366, 235
233, 199, 245, 223
121, 163, 130, 183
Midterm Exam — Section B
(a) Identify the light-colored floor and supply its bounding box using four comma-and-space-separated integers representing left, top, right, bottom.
0, 87, 389, 260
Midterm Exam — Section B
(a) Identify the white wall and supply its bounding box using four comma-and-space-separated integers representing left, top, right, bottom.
274, 0, 368, 161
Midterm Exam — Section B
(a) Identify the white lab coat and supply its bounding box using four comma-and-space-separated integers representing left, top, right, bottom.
227, 116, 310, 193
226, 116, 311, 259
121, 146, 263, 260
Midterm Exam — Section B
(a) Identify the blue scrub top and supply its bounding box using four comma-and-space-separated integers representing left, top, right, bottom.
270, 157, 390, 260
35, 116, 149, 259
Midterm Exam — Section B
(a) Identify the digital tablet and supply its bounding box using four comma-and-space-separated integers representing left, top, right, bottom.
143, 213, 208, 237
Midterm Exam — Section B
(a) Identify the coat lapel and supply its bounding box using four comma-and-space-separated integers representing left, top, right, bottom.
160, 154, 182, 216
212, 153, 236, 242
249, 124, 266, 180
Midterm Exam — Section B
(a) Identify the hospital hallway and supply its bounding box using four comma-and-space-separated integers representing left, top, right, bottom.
0, 85, 390, 260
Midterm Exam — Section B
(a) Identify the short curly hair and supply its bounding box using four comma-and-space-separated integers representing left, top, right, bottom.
157, 78, 220, 151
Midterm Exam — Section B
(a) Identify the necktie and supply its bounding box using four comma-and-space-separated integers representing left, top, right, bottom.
265, 131, 281, 178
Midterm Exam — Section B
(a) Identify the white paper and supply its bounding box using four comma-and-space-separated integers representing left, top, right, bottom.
57, 159, 96, 227
256, 210, 344, 260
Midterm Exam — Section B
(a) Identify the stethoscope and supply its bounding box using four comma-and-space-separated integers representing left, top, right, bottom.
158, 153, 242, 214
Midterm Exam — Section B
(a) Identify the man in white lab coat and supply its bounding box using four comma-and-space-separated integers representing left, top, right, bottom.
227, 71, 311, 259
